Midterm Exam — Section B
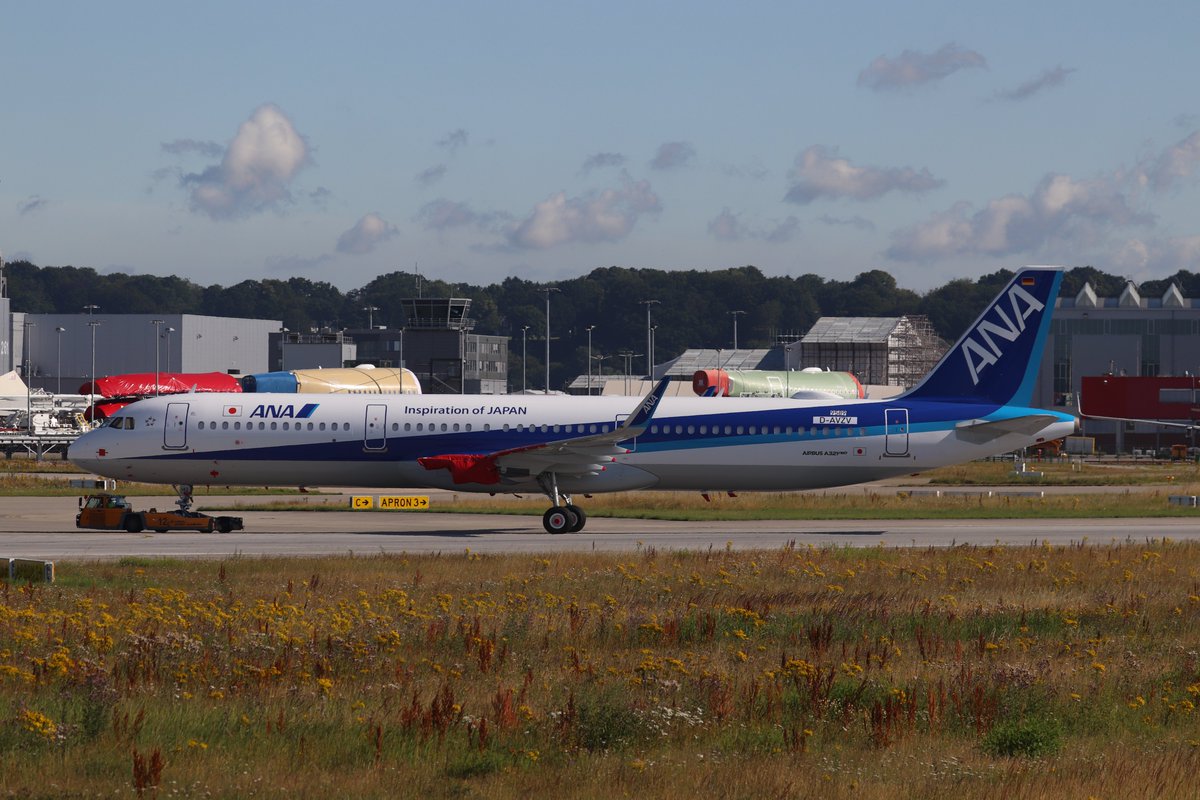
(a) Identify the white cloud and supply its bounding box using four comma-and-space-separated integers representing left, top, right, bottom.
886, 173, 1151, 262
785, 145, 943, 204
857, 43, 986, 91
336, 213, 399, 255
707, 209, 799, 243
1113, 235, 1200, 275
1138, 130, 1200, 191
994, 66, 1075, 102
708, 209, 742, 241
183, 104, 310, 220
507, 175, 661, 249
650, 141, 696, 170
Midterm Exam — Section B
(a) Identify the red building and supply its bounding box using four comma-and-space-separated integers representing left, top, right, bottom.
1080, 375, 1200, 454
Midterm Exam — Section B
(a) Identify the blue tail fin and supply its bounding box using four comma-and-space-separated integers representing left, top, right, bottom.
902, 267, 1063, 406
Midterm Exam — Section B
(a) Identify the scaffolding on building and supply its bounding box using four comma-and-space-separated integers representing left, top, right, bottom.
799, 315, 946, 388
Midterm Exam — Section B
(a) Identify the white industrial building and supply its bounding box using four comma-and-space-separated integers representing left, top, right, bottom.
13, 312, 280, 393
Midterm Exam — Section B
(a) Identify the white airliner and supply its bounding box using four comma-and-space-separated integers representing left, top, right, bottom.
69, 267, 1076, 534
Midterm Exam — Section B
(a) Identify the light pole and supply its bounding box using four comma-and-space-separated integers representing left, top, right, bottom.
640, 299, 659, 378
83, 305, 99, 415
23, 321, 35, 432
165, 327, 175, 372
151, 320, 165, 395
592, 353, 610, 394
542, 287, 560, 393
650, 325, 657, 380
459, 328, 466, 395
586, 325, 595, 395
521, 326, 530, 393
88, 320, 102, 421
618, 351, 642, 394
55, 326, 66, 395
729, 310, 745, 351
398, 327, 405, 369
362, 305, 379, 329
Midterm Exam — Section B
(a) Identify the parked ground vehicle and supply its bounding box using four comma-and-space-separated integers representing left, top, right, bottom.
75, 493, 243, 533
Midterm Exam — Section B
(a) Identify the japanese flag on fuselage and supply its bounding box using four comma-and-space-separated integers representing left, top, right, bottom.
222, 405, 242, 417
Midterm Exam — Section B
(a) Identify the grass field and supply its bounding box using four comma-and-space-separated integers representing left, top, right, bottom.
2, 543, 1200, 798
0, 459, 83, 474
928, 458, 1200, 486
0, 473, 316, 498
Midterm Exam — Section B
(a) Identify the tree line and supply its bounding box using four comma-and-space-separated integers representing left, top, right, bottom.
5, 260, 1191, 390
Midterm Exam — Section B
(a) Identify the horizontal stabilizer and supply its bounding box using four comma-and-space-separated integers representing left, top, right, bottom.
954, 414, 1060, 444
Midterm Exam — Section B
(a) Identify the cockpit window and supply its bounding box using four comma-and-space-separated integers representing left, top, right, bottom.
123, 418, 135, 430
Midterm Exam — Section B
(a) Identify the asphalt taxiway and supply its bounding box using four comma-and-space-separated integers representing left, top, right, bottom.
0, 496, 1196, 560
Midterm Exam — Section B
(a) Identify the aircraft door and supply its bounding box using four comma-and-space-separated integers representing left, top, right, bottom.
164, 403, 189, 449
364, 404, 387, 451
884, 408, 909, 457
767, 376, 783, 397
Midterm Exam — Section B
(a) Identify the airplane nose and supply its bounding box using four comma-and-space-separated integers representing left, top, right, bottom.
68, 435, 103, 473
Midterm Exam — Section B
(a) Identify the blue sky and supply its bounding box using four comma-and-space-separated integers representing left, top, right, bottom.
4, 1, 1200, 292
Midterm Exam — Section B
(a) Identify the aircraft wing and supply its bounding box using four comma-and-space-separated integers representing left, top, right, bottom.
418, 378, 672, 485
1076, 413, 1200, 430
1077, 391, 1200, 429
954, 414, 1062, 444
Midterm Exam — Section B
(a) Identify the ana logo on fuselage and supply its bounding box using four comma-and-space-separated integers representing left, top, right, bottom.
960, 283, 1045, 386
249, 403, 320, 419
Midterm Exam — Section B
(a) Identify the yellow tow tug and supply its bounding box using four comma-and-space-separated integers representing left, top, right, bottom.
76, 492, 243, 533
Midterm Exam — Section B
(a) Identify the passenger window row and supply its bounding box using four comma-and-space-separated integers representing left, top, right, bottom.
197, 421, 352, 432
390, 422, 613, 434
648, 423, 868, 438
188, 418, 868, 438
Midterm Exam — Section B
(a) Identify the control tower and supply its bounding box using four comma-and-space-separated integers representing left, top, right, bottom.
348, 297, 508, 394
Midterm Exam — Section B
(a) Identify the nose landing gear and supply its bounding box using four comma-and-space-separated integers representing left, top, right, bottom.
174, 484, 195, 513
537, 472, 587, 534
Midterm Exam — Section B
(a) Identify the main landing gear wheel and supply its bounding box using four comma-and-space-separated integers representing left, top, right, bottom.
536, 472, 588, 533
565, 504, 586, 532
541, 505, 587, 534
542, 507, 579, 534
